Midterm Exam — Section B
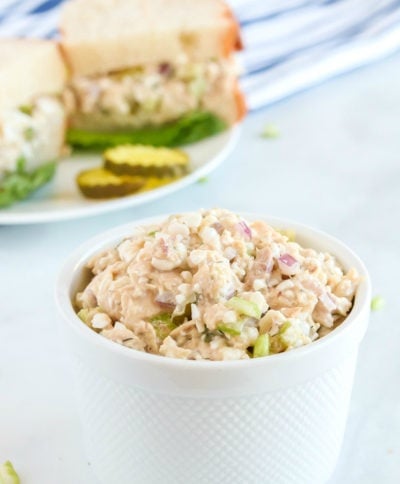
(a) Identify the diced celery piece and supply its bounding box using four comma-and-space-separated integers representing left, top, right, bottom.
217, 322, 242, 336
0, 461, 20, 484
226, 297, 262, 319
371, 296, 385, 311
77, 308, 90, 323
268, 322, 292, 354
270, 334, 286, 354
277, 321, 294, 348
142, 97, 160, 113
189, 77, 206, 99
150, 313, 177, 339
150, 313, 173, 324
261, 123, 280, 139
253, 334, 270, 358
277, 228, 296, 242
279, 321, 292, 334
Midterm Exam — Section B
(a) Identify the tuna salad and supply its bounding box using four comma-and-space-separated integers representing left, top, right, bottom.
0, 96, 65, 178
64, 58, 239, 130
75, 209, 360, 361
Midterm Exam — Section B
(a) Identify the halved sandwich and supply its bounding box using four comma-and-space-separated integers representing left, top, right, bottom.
0, 39, 67, 207
60, 0, 246, 149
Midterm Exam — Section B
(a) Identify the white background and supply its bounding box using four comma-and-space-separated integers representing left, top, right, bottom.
1, 54, 399, 483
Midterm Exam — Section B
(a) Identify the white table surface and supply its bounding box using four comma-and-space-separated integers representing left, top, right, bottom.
1, 54, 400, 484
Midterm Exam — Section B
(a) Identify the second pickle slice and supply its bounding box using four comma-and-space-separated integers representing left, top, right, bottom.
104, 145, 189, 178
76, 168, 145, 199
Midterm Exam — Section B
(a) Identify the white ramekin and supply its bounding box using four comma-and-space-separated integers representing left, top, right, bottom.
55, 214, 371, 484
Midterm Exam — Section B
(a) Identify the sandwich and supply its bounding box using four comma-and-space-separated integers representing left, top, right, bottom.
60, 0, 246, 149
0, 39, 67, 207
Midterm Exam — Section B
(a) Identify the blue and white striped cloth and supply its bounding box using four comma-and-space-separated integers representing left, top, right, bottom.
1, 0, 400, 110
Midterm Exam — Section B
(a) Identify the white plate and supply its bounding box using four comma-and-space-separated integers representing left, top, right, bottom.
0, 126, 240, 225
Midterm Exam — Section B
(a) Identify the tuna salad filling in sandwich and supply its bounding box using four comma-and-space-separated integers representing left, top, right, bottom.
0, 39, 67, 207
60, 0, 246, 149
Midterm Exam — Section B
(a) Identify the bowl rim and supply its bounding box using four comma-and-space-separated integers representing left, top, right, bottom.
55, 211, 371, 371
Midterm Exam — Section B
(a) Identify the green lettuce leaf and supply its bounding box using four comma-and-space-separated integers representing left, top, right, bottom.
67, 111, 227, 150
0, 158, 56, 208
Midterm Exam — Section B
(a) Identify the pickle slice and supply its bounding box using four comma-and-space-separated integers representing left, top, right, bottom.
76, 168, 145, 199
104, 145, 189, 178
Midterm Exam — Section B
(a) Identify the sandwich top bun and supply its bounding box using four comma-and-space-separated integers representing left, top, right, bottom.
0, 39, 67, 111
60, 0, 242, 77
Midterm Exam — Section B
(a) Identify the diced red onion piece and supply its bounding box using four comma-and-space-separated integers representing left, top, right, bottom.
279, 253, 297, 266
237, 220, 252, 239
158, 62, 172, 76
278, 253, 299, 276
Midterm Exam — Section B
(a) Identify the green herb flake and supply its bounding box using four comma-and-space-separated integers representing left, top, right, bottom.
24, 127, 35, 141
197, 176, 209, 184
19, 105, 33, 116
371, 296, 385, 311
261, 123, 280, 139
202, 328, 225, 342
0, 460, 20, 484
